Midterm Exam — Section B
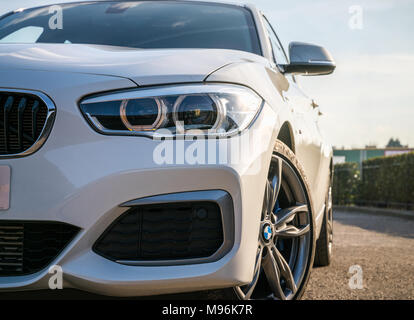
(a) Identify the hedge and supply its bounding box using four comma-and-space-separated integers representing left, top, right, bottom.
333, 152, 414, 210
332, 162, 360, 205
359, 152, 414, 209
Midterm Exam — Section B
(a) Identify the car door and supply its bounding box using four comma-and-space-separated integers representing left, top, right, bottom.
262, 16, 326, 216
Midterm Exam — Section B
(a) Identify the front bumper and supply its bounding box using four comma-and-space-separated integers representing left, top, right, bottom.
0, 70, 279, 296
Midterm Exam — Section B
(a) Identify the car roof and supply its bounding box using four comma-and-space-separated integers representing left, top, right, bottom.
8, 0, 257, 14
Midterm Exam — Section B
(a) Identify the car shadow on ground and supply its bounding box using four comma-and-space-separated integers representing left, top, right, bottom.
334, 210, 414, 239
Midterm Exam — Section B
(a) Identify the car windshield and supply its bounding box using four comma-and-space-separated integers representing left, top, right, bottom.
0, 1, 261, 55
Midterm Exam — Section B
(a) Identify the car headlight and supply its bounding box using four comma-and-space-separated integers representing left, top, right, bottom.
79, 84, 263, 137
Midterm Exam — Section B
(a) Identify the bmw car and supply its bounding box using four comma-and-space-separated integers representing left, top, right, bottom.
0, 0, 335, 300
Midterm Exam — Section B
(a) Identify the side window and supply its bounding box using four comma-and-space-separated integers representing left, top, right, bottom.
262, 16, 289, 65
0, 26, 44, 43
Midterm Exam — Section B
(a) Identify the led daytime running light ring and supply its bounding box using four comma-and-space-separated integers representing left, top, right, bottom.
119, 98, 166, 131
172, 94, 225, 134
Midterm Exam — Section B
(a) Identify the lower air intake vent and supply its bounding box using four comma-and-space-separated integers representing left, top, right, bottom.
0, 221, 79, 276
94, 202, 224, 262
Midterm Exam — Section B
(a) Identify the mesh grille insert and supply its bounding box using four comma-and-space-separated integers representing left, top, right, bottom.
94, 202, 224, 262
0, 221, 80, 276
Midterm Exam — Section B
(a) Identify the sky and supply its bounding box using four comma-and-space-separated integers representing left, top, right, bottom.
0, 0, 413, 148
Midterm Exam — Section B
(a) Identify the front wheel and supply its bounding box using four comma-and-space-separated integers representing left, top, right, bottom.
216, 140, 316, 300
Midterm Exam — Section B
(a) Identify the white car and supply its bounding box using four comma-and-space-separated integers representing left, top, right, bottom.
0, 0, 335, 300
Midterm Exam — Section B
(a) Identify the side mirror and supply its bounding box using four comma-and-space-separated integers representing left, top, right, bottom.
282, 42, 336, 76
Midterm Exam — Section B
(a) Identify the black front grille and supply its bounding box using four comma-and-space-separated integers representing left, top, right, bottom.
0, 92, 49, 155
0, 221, 80, 276
94, 202, 224, 262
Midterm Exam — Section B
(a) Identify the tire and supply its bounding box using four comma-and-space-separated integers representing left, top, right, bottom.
314, 186, 333, 267
212, 140, 316, 300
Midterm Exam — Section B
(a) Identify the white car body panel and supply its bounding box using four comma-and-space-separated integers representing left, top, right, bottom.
0, 44, 266, 85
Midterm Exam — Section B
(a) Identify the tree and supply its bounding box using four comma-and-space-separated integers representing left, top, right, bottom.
386, 138, 403, 148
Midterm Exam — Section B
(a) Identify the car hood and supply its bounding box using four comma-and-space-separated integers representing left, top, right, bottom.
0, 44, 266, 86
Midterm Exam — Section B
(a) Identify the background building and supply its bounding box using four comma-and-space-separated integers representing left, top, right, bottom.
333, 147, 414, 164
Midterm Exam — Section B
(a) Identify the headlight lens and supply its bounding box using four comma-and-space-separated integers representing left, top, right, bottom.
80, 84, 263, 137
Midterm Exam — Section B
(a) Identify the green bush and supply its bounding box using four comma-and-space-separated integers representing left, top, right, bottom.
333, 152, 414, 209
333, 162, 360, 205
359, 152, 414, 209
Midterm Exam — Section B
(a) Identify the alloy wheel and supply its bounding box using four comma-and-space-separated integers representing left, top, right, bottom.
235, 154, 312, 300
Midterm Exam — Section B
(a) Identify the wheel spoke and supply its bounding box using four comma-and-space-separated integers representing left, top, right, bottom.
245, 245, 263, 299
262, 247, 286, 300
274, 223, 310, 238
270, 243, 297, 294
328, 217, 333, 243
267, 156, 282, 215
275, 204, 307, 227
263, 181, 272, 219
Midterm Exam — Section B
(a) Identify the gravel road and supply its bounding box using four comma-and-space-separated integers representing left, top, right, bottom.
1, 209, 413, 300
303, 210, 414, 300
